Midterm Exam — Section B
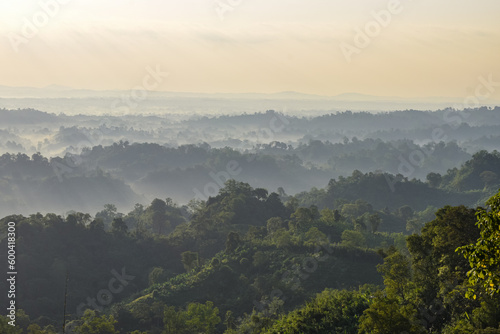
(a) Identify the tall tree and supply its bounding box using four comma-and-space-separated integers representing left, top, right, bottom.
458, 190, 500, 299
148, 199, 168, 235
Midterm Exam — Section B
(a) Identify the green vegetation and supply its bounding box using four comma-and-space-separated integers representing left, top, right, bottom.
2, 149, 500, 333
458, 190, 500, 299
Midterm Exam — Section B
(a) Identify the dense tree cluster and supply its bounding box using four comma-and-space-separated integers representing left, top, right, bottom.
1, 114, 500, 332
2, 181, 499, 333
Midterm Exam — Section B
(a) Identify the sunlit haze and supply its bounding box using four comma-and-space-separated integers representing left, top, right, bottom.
0, 0, 499, 98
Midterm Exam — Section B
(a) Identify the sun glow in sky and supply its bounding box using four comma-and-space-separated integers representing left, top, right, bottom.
0, 0, 499, 98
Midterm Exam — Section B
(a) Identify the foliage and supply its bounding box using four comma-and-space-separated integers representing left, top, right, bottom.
0, 212, 181, 325
73, 310, 117, 334
264, 289, 370, 334
458, 190, 500, 298
358, 294, 423, 334
377, 247, 412, 302
0, 316, 22, 334
163, 301, 220, 334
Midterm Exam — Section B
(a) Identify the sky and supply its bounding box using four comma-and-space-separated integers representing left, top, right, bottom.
0, 0, 499, 99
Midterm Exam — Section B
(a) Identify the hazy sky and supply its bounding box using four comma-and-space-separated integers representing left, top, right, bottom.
0, 0, 499, 98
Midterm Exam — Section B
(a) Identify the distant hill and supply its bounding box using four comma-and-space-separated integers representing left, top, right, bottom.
0, 108, 57, 124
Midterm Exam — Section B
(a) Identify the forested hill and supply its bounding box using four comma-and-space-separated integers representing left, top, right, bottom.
2, 107, 500, 215
1, 183, 500, 333
1, 148, 499, 219
1, 107, 500, 333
